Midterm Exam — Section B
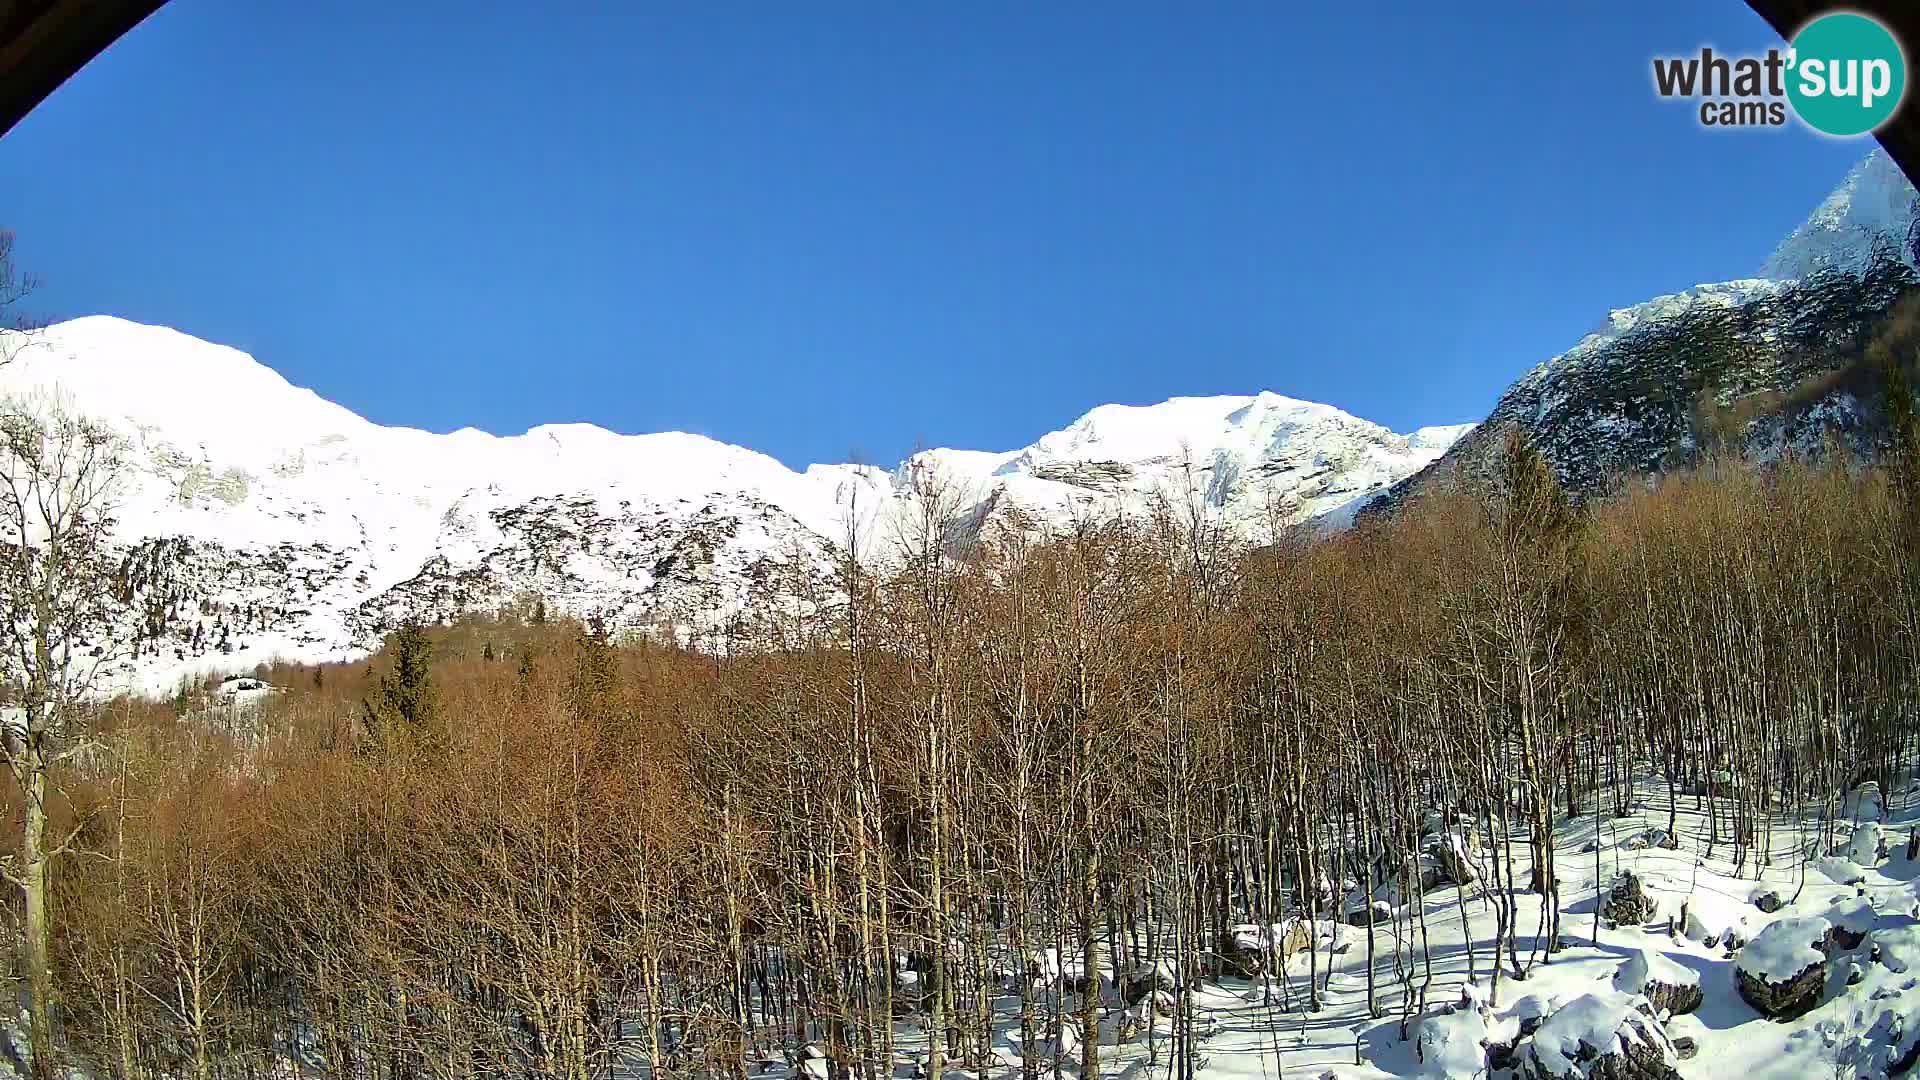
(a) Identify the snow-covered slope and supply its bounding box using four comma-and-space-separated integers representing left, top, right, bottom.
0, 317, 1466, 691
1378, 148, 1920, 509
1762, 149, 1919, 281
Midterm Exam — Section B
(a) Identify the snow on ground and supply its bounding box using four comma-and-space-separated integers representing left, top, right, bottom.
745, 775, 1920, 1080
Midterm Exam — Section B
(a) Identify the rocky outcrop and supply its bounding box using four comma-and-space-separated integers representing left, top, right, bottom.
1430, 832, 1479, 886
1613, 949, 1702, 1018
1516, 992, 1680, 1080
1735, 916, 1834, 1019
1603, 872, 1660, 927
1217, 919, 1311, 978
1373, 150, 1920, 518
1828, 896, 1877, 950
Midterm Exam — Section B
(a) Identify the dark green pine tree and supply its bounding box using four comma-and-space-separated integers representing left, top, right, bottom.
570, 615, 618, 731
515, 644, 539, 702
362, 623, 439, 752
1492, 423, 1585, 666
482, 640, 496, 663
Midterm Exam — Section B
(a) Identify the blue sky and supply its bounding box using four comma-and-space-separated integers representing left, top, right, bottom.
0, 1, 1876, 468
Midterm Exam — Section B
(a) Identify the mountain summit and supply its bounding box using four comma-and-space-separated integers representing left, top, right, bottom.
0, 317, 1465, 692
1378, 149, 1920, 510
1762, 149, 1919, 281
25, 146, 1909, 694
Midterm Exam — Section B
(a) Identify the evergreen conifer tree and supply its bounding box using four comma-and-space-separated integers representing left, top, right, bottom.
362, 623, 439, 751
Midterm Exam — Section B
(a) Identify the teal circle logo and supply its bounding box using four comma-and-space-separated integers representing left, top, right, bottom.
1787, 12, 1906, 136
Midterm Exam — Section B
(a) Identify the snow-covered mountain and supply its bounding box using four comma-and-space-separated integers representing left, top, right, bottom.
1378, 149, 1920, 509
37, 147, 1908, 694
1762, 149, 1919, 281
0, 316, 1468, 692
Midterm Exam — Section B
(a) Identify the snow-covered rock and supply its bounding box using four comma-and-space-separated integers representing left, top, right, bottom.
1413, 1006, 1491, 1079
1814, 855, 1868, 886
1343, 898, 1394, 927
1663, 1013, 1704, 1062
1225, 919, 1311, 974
1845, 820, 1887, 866
1883, 990, 1920, 1075
1612, 948, 1701, 1017
1120, 959, 1188, 1006
1620, 828, 1677, 853
1432, 832, 1480, 885
1828, 895, 1877, 949
1007, 1020, 1080, 1065
1736, 915, 1834, 1019
1602, 871, 1659, 926
1516, 991, 1679, 1080
1510, 994, 1556, 1037
213, 675, 279, 707
1873, 915, 1920, 973
1680, 891, 1750, 951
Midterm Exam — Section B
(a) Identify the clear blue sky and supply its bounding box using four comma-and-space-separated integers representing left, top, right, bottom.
0, 1, 1876, 468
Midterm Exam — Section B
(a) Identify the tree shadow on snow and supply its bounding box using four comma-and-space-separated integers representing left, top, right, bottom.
1349, 1015, 1423, 1076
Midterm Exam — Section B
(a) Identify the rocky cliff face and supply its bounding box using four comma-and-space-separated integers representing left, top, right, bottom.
1374, 149, 1920, 511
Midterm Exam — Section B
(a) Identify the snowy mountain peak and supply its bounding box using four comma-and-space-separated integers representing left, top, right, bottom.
1761, 148, 1918, 281
0, 316, 1466, 692
1408, 423, 1477, 451
1028, 392, 1356, 463
1381, 147, 1920, 514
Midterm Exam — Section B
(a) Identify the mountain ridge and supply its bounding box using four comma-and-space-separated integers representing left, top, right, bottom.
0, 316, 1470, 693
11, 146, 1910, 695
1373, 148, 1920, 513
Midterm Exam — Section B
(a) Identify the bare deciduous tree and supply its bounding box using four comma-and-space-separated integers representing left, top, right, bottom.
0, 390, 126, 1079
0, 231, 45, 370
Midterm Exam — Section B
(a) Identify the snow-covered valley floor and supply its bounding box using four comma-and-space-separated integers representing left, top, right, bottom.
779, 778, 1920, 1080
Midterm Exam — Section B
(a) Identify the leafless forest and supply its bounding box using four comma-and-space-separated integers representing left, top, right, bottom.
9, 303, 1920, 1080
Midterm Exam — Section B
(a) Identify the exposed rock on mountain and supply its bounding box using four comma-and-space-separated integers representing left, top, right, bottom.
0, 318, 1465, 692
1376, 150, 1920, 511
